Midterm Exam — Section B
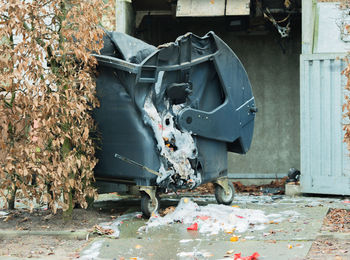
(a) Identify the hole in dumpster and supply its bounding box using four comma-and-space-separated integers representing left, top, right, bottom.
143, 91, 201, 191
186, 116, 192, 124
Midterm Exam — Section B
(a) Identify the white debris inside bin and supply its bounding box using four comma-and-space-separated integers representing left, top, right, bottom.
143, 92, 200, 187
144, 199, 270, 235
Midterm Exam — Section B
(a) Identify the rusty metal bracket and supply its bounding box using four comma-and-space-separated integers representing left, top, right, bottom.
215, 178, 230, 196
139, 186, 158, 210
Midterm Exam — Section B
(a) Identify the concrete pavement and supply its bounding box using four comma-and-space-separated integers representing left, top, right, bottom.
80, 194, 350, 260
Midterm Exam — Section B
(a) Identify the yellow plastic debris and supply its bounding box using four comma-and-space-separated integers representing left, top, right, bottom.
230, 236, 239, 242
184, 198, 189, 203
135, 245, 142, 249
231, 205, 239, 208
288, 244, 293, 249
225, 228, 236, 234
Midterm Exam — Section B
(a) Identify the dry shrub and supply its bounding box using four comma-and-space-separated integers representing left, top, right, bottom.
0, 0, 113, 213
343, 55, 350, 152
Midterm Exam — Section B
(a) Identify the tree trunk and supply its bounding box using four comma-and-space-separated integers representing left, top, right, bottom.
8, 187, 17, 210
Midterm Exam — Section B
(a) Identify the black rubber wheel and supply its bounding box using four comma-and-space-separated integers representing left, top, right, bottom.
215, 181, 235, 205
140, 193, 160, 218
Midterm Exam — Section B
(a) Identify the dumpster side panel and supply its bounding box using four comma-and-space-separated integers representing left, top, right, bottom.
93, 66, 159, 186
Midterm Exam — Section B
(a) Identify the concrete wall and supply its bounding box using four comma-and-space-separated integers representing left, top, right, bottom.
136, 17, 301, 176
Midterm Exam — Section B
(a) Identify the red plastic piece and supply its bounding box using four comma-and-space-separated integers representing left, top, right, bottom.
234, 252, 260, 260
187, 223, 198, 231
196, 216, 210, 220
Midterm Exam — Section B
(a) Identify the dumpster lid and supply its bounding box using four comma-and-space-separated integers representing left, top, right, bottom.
106, 32, 157, 64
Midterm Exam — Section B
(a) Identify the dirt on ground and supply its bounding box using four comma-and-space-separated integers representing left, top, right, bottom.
186, 183, 215, 194
322, 208, 350, 233
0, 236, 88, 259
307, 208, 350, 260
0, 207, 117, 232
233, 177, 288, 195
306, 238, 350, 260
0, 207, 126, 259
179, 178, 289, 196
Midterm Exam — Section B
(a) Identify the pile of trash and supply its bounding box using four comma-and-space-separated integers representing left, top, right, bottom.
143, 198, 271, 235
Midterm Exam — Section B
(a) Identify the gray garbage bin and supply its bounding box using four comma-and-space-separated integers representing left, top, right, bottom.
92, 31, 257, 217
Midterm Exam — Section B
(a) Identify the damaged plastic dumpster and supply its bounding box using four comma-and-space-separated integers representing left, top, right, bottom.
92, 31, 257, 217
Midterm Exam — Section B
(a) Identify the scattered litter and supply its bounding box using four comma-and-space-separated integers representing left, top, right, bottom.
43, 214, 53, 221
306, 201, 322, 207
233, 177, 287, 194
135, 244, 142, 249
230, 236, 239, 242
197, 215, 210, 220
89, 225, 115, 236
0, 211, 8, 219
266, 210, 300, 224
225, 228, 236, 234
226, 250, 235, 254
288, 244, 293, 249
159, 206, 175, 216
245, 236, 255, 240
342, 200, 350, 204
179, 239, 194, 243
234, 252, 260, 260
19, 217, 29, 223
144, 199, 270, 235
3, 215, 13, 222
187, 222, 198, 231
177, 251, 213, 258
181, 183, 215, 195
253, 225, 266, 231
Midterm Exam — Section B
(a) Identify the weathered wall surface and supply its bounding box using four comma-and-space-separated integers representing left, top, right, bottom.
136, 17, 301, 175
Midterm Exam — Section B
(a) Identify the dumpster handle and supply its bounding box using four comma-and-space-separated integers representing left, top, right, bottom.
114, 153, 161, 177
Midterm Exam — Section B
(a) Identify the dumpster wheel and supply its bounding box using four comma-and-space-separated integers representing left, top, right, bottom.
214, 180, 235, 205
140, 191, 160, 218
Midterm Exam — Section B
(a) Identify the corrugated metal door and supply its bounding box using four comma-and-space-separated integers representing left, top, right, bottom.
300, 54, 350, 195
